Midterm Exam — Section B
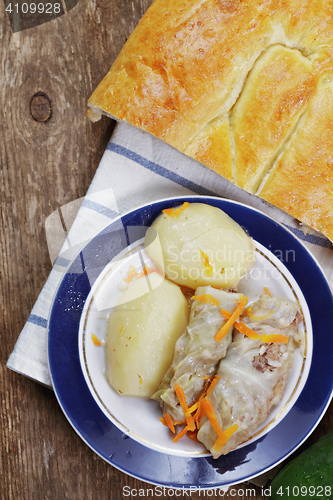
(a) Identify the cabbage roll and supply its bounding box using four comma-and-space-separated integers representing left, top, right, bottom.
152, 286, 243, 423
197, 294, 302, 457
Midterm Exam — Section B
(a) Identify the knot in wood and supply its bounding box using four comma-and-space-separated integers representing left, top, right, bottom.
30, 92, 52, 122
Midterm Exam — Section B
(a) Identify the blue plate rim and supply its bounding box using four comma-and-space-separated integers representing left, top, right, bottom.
48, 195, 333, 489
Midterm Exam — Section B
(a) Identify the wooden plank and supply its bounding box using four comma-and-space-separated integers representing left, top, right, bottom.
1, 0, 331, 499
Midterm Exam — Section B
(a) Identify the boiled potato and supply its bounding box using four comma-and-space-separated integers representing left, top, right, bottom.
145, 202, 255, 289
106, 272, 189, 397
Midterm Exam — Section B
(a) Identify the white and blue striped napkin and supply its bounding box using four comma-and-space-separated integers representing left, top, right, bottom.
7, 121, 333, 388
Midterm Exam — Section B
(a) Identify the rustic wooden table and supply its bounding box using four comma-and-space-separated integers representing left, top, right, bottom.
1, 1, 332, 499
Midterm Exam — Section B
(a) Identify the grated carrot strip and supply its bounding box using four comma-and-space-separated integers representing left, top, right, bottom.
215, 296, 248, 343
164, 413, 175, 433
172, 425, 189, 442
206, 375, 220, 398
91, 334, 102, 346
159, 417, 168, 427
260, 333, 289, 344
213, 424, 239, 453
201, 398, 226, 442
200, 251, 213, 276
224, 424, 239, 440
193, 401, 202, 423
187, 430, 200, 442
124, 264, 155, 284
174, 384, 196, 431
235, 321, 260, 340
193, 377, 212, 428
186, 402, 199, 415
162, 202, 190, 218
174, 202, 190, 216
221, 309, 260, 340
201, 398, 239, 453
191, 294, 220, 306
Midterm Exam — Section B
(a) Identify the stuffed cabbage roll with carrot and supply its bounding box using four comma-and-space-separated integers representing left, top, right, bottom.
197, 294, 302, 458
152, 286, 245, 424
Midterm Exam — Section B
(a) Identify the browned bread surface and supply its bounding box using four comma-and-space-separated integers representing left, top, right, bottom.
88, 0, 333, 241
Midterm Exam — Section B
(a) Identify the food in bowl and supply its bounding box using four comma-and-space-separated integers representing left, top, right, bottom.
106, 271, 189, 397
152, 286, 244, 424
144, 202, 255, 289
199, 293, 301, 457
103, 203, 303, 457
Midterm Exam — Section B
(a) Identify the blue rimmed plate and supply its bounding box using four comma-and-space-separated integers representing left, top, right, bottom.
48, 195, 333, 488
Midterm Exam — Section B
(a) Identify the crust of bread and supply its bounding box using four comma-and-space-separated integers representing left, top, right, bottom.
88, 0, 333, 241
259, 77, 333, 239
183, 115, 233, 181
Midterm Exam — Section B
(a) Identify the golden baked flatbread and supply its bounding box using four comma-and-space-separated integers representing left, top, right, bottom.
87, 0, 333, 241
